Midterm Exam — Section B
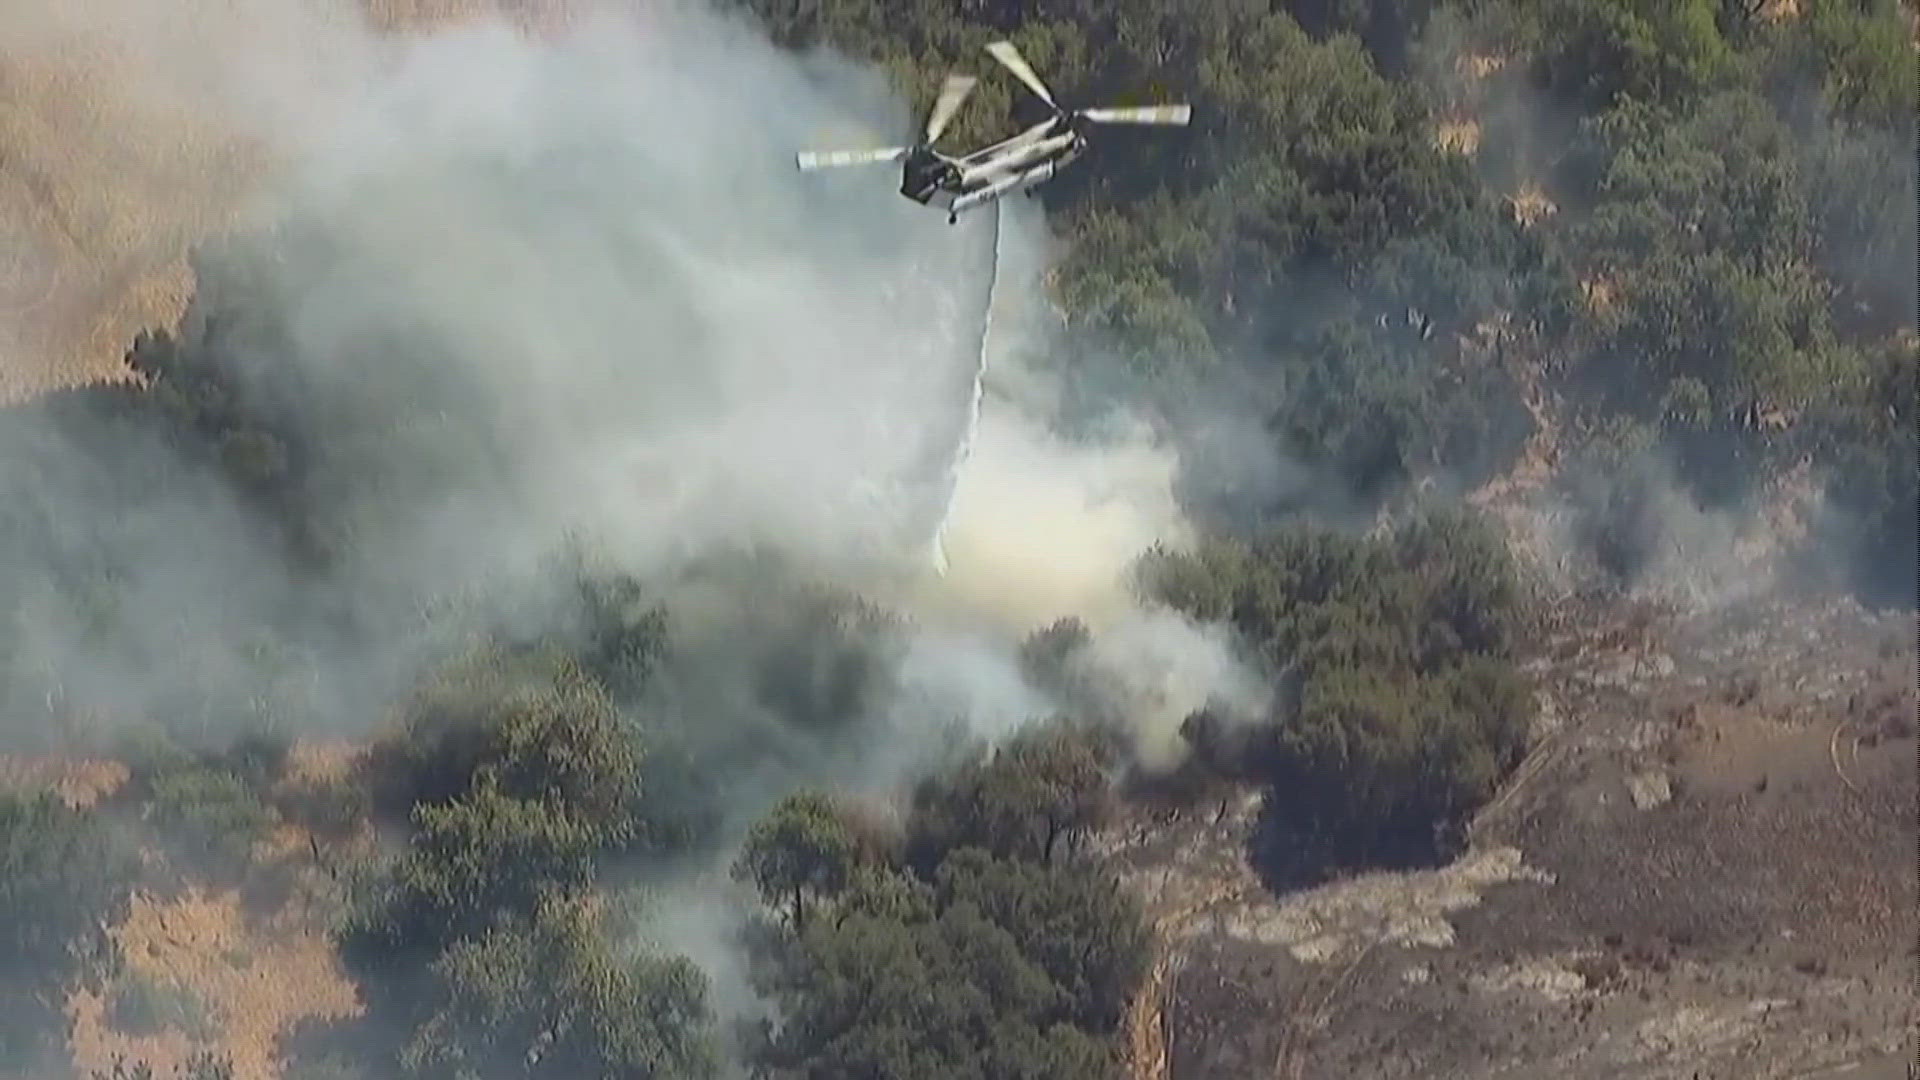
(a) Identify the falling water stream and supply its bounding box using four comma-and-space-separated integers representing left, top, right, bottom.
928, 197, 1001, 574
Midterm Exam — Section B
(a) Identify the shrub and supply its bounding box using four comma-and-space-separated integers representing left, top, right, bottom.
142, 765, 277, 882
1139, 509, 1532, 881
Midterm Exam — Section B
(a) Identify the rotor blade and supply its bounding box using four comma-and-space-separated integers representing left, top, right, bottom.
924, 74, 978, 144
1080, 104, 1192, 126
796, 146, 908, 171
985, 40, 1056, 109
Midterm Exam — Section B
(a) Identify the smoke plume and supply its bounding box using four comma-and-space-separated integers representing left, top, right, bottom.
0, 0, 1263, 816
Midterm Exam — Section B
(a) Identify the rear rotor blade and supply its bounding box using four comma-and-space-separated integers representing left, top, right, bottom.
985, 40, 1056, 109
1080, 104, 1192, 126
924, 74, 978, 143
796, 146, 909, 171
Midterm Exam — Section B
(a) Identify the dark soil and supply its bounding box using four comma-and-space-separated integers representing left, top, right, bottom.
1113, 588, 1915, 1080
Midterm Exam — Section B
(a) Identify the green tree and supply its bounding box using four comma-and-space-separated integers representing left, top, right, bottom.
341, 781, 603, 971
934, 848, 1150, 1032
400, 896, 717, 1080
573, 572, 670, 699
92, 1052, 235, 1080
1777, 0, 1912, 126
744, 860, 1136, 1080
739, 730, 1148, 1080
1017, 617, 1092, 692
1814, 340, 1916, 608
746, 900, 1088, 1080
731, 791, 868, 931
1531, 0, 1740, 112
364, 647, 639, 842
623, 566, 912, 860
1564, 91, 1837, 392
907, 722, 1118, 870
335, 632, 719, 1076
1138, 509, 1531, 878
1795, 104, 1913, 339
141, 764, 277, 883
336, 772, 721, 1077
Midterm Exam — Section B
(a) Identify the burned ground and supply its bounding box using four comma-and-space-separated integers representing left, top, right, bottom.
1108, 587, 1914, 1080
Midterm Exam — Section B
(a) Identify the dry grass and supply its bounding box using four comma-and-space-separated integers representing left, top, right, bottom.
0, 29, 263, 400
1458, 53, 1508, 81
70, 886, 361, 1080
1506, 182, 1557, 227
1580, 276, 1618, 316
0, 0, 578, 404
283, 740, 361, 787
0, 753, 130, 808
31, 734, 377, 1079
1434, 117, 1481, 156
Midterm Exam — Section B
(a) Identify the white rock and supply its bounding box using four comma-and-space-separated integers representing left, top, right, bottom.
1627, 769, 1672, 810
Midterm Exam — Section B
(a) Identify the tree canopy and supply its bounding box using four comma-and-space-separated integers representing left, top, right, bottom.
736, 735, 1150, 1080
1140, 508, 1532, 881
335, 651, 721, 1079
732, 0, 1912, 602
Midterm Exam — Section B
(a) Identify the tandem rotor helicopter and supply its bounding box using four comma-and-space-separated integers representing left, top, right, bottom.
796, 40, 1191, 223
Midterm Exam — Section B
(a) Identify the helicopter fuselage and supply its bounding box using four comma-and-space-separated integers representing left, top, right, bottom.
798, 38, 1189, 229
899, 116, 1087, 219
899, 146, 961, 206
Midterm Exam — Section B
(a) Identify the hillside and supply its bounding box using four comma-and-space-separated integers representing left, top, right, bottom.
0, 2, 1911, 1079
0, 0, 572, 402
9, 563, 1907, 1080
1113, 584, 1913, 1080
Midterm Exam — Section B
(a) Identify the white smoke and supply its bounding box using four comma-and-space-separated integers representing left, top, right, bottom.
0, 0, 1282, 1062
0, 0, 1264, 808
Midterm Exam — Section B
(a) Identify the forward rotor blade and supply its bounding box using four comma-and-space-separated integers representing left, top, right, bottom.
1080, 104, 1192, 126
985, 40, 1056, 109
796, 146, 908, 171
924, 74, 978, 144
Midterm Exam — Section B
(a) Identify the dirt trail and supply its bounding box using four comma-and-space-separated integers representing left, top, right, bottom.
1272, 939, 1379, 1080
1127, 879, 1247, 1080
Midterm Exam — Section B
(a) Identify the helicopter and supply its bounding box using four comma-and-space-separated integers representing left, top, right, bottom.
796, 40, 1191, 224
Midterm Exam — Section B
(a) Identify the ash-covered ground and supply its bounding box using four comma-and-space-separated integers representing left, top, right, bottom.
1105, 584, 1914, 1080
